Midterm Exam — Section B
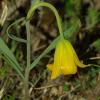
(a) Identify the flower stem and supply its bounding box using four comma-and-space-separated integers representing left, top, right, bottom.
23, 21, 31, 100
27, 2, 64, 39
24, 1, 64, 99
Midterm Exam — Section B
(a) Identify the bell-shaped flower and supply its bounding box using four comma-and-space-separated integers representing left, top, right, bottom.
47, 39, 87, 79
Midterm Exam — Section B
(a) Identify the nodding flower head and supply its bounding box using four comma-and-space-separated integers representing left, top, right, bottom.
47, 38, 87, 79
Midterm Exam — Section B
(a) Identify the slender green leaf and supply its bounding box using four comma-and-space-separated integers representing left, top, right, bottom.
0, 38, 24, 79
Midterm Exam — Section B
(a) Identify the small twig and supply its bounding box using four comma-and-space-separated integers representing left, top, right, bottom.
0, 1, 8, 26
34, 84, 60, 90
89, 56, 100, 60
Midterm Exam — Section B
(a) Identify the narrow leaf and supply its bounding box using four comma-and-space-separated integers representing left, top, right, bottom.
0, 38, 24, 79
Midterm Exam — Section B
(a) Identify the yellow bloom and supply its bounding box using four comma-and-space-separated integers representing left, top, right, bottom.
47, 39, 87, 79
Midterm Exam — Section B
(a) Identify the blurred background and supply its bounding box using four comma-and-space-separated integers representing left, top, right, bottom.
0, 0, 100, 99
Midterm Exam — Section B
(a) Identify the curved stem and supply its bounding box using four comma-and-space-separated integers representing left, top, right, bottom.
7, 17, 27, 43
27, 2, 63, 38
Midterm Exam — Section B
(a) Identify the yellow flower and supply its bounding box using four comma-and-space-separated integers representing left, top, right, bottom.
47, 38, 87, 79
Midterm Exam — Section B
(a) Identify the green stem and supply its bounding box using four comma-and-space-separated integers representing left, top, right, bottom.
27, 2, 64, 38
23, 21, 30, 100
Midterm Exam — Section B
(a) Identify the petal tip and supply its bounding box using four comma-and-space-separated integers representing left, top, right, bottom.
47, 64, 53, 71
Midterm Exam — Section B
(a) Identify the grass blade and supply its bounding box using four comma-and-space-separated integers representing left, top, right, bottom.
0, 38, 24, 79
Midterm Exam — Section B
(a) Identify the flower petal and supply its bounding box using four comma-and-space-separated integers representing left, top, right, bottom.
73, 52, 87, 68
61, 65, 77, 75
47, 64, 61, 79
65, 40, 87, 68
54, 41, 63, 67
51, 66, 61, 79
61, 40, 77, 74
47, 64, 53, 71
